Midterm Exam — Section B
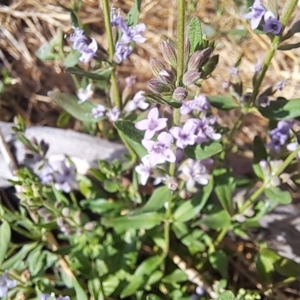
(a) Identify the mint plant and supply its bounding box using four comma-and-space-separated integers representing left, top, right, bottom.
1, 0, 300, 299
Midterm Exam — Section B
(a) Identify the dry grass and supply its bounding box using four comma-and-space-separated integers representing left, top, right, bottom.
1, 0, 300, 297
1, 0, 300, 126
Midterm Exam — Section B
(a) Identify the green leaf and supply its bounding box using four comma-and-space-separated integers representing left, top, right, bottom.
131, 186, 172, 215
278, 42, 300, 51
214, 168, 235, 216
1, 243, 37, 270
103, 180, 119, 193
126, 0, 142, 26
162, 269, 188, 283
81, 198, 124, 214
195, 210, 231, 230
173, 181, 213, 222
35, 42, 57, 61
209, 250, 228, 279
265, 187, 292, 204
207, 95, 239, 110
64, 50, 81, 67
49, 92, 102, 123
27, 245, 46, 276
57, 111, 71, 128
252, 136, 268, 179
0, 220, 11, 265
274, 257, 300, 278
72, 277, 88, 300
201, 54, 219, 78
217, 291, 235, 300
121, 255, 163, 297
144, 93, 182, 108
102, 212, 163, 232
255, 248, 278, 283
65, 67, 111, 82
184, 142, 222, 160
115, 120, 144, 143
259, 98, 300, 120
188, 17, 203, 52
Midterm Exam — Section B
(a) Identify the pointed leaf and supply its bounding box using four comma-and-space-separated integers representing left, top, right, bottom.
49, 92, 103, 123
126, 0, 142, 26
207, 95, 239, 110
65, 67, 112, 81
184, 142, 222, 160
131, 186, 172, 215
0, 220, 11, 264
209, 250, 228, 279
102, 212, 163, 232
144, 93, 182, 108
265, 187, 292, 204
259, 98, 300, 120
63, 50, 81, 67
188, 17, 203, 52
114, 120, 144, 143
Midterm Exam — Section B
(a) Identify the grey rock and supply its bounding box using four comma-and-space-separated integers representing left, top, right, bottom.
0, 122, 127, 188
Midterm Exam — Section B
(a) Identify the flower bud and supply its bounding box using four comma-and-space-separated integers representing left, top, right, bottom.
188, 48, 212, 70
147, 78, 170, 94
182, 70, 201, 86
160, 40, 177, 68
172, 87, 188, 101
84, 221, 95, 231
166, 177, 178, 191
150, 57, 165, 77
158, 69, 175, 84
62, 207, 70, 217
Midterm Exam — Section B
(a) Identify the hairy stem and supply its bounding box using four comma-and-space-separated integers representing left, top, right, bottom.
101, 0, 121, 109
176, 0, 185, 87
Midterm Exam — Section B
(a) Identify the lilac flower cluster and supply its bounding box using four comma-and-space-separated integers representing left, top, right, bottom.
39, 157, 77, 193
70, 27, 98, 63
0, 271, 17, 298
91, 104, 120, 122
267, 120, 294, 153
242, 0, 282, 35
41, 293, 70, 300
111, 8, 146, 63
135, 95, 219, 188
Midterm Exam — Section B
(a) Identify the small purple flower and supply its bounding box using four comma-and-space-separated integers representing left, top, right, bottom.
91, 104, 106, 118
190, 116, 221, 143
135, 155, 152, 185
0, 271, 17, 297
263, 11, 283, 35
110, 6, 122, 27
70, 27, 98, 63
125, 75, 137, 87
275, 81, 284, 91
41, 293, 70, 300
40, 158, 77, 193
254, 59, 262, 73
119, 18, 146, 44
241, 0, 266, 30
135, 107, 168, 139
180, 95, 210, 115
77, 83, 93, 104
287, 141, 300, 158
180, 159, 212, 191
125, 91, 149, 111
230, 67, 239, 76
142, 132, 175, 166
114, 42, 132, 63
106, 106, 120, 122
170, 120, 198, 149
267, 120, 293, 153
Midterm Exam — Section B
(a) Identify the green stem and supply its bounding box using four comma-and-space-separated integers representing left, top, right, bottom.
164, 196, 173, 258
169, 0, 185, 176
240, 144, 300, 213
101, 0, 121, 109
281, 0, 298, 27
176, 0, 185, 87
